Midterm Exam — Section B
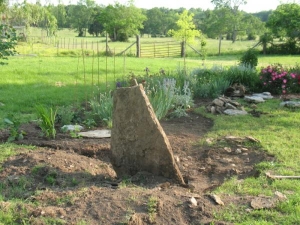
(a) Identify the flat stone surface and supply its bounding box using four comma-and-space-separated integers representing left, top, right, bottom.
280, 101, 300, 108
79, 130, 111, 138
252, 93, 274, 99
251, 196, 277, 209
224, 109, 248, 116
244, 96, 265, 103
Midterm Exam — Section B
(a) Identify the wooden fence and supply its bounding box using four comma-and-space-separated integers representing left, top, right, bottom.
140, 41, 182, 58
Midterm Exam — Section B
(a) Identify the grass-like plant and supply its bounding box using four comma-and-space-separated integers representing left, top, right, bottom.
35, 105, 57, 139
145, 78, 176, 120
88, 92, 113, 128
224, 64, 260, 92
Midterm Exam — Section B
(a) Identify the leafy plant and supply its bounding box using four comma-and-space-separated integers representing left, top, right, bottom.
70, 125, 82, 138
147, 196, 158, 223
3, 116, 24, 142
0, 24, 17, 65
239, 49, 258, 68
56, 105, 75, 125
35, 105, 57, 139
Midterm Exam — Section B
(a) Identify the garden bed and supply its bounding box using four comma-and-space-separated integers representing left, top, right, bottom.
0, 99, 276, 225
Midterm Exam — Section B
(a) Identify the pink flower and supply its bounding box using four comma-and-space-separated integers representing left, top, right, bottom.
282, 85, 286, 88
260, 76, 263, 80
263, 82, 267, 86
283, 79, 287, 83
291, 73, 296, 78
282, 90, 286, 94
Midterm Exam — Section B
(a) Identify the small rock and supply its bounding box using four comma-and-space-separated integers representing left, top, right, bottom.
209, 194, 224, 206
212, 98, 225, 107
61, 125, 84, 132
245, 208, 253, 213
235, 148, 242, 154
205, 138, 214, 145
224, 147, 232, 152
274, 191, 287, 200
225, 103, 237, 110
244, 96, 265, 103
0, 102, 4, 107
190, 197, 198, 206
210, 106, 216, 114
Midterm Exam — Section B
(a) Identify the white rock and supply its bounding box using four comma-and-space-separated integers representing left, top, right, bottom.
190, 197, 197, 206
61, 125, 84, 131
79, 129, 111, 138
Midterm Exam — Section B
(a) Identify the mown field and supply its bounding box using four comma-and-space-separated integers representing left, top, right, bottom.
0, 29, 300, 224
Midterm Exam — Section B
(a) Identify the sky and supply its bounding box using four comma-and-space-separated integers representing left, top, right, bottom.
20, 0, 299, 13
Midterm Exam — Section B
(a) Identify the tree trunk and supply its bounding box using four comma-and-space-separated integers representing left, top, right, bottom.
218, 34, 222, 56
232, 30, 237, 43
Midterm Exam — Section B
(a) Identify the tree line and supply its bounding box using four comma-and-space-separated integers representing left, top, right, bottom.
1, 0, 300, 54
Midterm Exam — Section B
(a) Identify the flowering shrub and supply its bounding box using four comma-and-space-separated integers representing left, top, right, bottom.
260, 64, 300, 94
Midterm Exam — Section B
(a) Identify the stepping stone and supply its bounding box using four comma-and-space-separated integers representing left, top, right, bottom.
79, 130, 111, 138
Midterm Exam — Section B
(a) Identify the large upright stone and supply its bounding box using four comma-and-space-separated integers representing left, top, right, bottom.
111, 84, 185, 184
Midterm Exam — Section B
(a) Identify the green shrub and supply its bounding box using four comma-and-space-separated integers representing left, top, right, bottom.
224, 65, 260, 92
239, 49, 258, 68
191, 66, 230, 98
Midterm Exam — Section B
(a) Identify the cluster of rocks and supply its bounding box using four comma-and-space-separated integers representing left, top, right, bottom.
206, 92, 276, 116
205, 96, 247, 115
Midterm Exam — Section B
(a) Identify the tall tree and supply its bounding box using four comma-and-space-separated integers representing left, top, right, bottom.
99, 2, 146, 42
211, 0, 247, 42
266, 3, 300, 41
88, 6, 104, 37
168, 10, 202, 44
204, 8, 232, 55
142, 7, 178, 37
67, 0, 95, 37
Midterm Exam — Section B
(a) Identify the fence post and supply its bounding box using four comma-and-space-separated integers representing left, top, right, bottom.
136, 35, 140, 58
181, 41, 185, 58
106, 32, 109, 55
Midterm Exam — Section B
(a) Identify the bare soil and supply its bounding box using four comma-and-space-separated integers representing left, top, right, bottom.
0, 100, 275, 225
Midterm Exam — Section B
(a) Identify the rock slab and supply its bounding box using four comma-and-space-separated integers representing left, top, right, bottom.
111, 84, 185, 184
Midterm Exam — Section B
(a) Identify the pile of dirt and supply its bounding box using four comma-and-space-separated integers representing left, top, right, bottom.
0, 104, 275, 224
